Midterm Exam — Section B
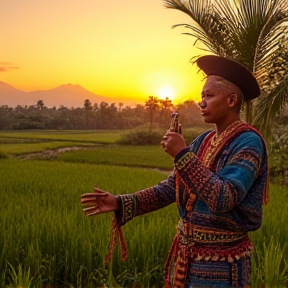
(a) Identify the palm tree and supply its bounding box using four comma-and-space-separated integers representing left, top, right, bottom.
163, 0, 288, 138
37, 100, 44, 111
84, 99, 92, 129
84, 99, 92, 111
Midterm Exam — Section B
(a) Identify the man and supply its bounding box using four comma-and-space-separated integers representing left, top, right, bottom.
81, 55, 268, 288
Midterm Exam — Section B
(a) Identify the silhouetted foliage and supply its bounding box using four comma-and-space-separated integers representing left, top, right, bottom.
269, 104, 288, 185
0, 98, 206, 131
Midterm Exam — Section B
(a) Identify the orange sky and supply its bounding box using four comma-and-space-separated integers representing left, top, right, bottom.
0, 0, 207, 105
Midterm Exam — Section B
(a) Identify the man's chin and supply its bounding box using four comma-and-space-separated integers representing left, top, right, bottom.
202, 117, 213, 124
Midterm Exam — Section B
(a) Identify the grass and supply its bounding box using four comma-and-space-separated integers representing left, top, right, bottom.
0, 159, 174, 288
250, 184, 288, 287
0, 130, 122, 143
0, 141, 93, 156
58, 145, 174, 170
0, 130, 123, 157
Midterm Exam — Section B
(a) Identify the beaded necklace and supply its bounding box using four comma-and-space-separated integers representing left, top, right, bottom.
202, 120, 243, 169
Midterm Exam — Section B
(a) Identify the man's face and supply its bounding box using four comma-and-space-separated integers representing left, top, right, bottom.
199, 76, 233, 124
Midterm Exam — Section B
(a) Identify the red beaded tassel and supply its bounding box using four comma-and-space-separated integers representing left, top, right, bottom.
105, 216, 128, 265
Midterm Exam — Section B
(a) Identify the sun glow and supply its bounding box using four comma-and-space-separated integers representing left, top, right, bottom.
158, 86, 174, 100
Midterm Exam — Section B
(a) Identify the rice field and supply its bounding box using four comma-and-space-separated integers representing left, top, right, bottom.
0, 130, 122, 143
0, 130, 287, 288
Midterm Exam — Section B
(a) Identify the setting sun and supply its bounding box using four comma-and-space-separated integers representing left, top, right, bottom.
158, 86, 174, 100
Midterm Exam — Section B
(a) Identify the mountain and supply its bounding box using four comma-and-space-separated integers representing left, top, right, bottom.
0, 82, 27, 107
26, 83, 111, 108
0, 82, 139, 108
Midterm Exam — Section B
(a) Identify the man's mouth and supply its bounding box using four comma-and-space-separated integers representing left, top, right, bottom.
200, 110, 208, 116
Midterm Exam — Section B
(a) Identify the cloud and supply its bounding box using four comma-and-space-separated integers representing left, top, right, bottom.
0, 62, 19, 72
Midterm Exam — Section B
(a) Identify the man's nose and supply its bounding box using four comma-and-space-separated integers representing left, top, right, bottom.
198, 100, 207, 109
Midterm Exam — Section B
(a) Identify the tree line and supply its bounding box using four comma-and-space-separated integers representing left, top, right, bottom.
0, 96, 205, 130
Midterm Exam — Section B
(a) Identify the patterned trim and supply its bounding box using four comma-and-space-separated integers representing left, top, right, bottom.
175, 152, 196, 171
164, 229, 252, 288
178, 221, 248, 244
117, 194, 138, 225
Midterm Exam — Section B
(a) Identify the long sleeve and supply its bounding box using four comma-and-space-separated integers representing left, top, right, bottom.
116, 174, 176, 225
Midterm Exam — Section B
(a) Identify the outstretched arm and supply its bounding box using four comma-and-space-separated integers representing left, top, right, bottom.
81, 174, 176, 225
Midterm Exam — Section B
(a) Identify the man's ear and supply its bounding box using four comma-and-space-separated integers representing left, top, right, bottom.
228, 93, 238, 106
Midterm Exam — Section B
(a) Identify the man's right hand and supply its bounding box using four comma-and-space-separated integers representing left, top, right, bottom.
81, 186, 120, 216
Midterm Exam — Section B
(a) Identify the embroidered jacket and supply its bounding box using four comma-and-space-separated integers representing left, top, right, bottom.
112, 122, 268, 288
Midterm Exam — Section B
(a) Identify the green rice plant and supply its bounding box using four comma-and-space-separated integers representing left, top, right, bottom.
251, 240, 288, 288
251, 246, 264, 288
0, 141, 94, 156
0, 137, 45, 143
250, 184, 288, 287
115, 259, 164, 288
58, 145, 174, 170
263, 239, 287, 287
0, 130, 122, 144
0, 150, 8, 159
1, 156, 287, 287
251, 184, 288, 256
0, 159, 175, 287
5, 262, 42, 288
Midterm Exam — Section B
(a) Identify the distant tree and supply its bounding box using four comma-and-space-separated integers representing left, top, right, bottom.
83, 99, 93, 129
84, 99, 92, 111
37, 100, 44, 110
14, 105, 26, 113
97, 102, 109, 129
145, 96, 160, 131
28, 105, 37, 111
175, 100, 206, 127
93, 103, 99, 111
58, 105, 68, 111
100, 102, 109, 110
119, 104, 146, 129
70, 107, 84, 129
159, 97, 174, 128
0, 105, 13, 129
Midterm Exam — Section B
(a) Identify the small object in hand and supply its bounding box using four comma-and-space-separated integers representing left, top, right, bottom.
178, 124, 182, 135
170, 113, 182, 134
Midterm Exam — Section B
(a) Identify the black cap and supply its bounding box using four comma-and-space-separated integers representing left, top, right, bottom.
196, 55, 260, 100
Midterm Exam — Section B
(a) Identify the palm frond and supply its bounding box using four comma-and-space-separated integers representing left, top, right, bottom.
163, 0, 213, 22
163, 0, 233, 56
253, 75, 288, 136
255, 23, 288, 92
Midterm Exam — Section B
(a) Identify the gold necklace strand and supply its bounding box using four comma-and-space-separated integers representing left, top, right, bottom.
204, 120, 243, 167
210, 120, 243, 147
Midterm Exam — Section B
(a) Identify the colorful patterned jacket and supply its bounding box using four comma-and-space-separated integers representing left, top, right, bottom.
110, 122, 268, 287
